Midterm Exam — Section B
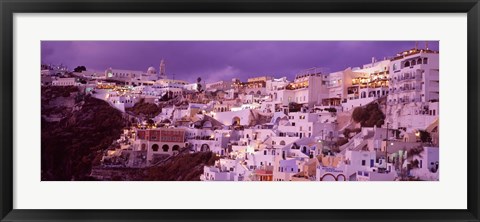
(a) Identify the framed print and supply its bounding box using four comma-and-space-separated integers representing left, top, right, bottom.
1, 0, 479, 221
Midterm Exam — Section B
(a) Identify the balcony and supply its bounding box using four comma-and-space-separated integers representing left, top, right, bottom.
402, 87, 416, 92
396, 75, 419, 83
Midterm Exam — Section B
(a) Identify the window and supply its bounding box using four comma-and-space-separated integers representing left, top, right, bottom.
423, 58, 428, 64
172, 145, 180, 151
361, 160, 366, 166
151, 144, 159, 152
162, 144, 169, 152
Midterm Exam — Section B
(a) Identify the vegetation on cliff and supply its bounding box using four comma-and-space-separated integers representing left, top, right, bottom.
125, 98, 162, 118
352, 103, 385, 127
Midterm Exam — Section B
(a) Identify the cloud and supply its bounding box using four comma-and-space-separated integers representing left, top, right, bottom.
201, 66, 241, 83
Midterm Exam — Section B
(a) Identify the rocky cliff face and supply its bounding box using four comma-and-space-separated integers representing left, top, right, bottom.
41, 86, 126, 180
93, 151, 219, 181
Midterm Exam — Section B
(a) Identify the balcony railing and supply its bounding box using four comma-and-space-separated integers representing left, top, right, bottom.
396, 75, 421, 83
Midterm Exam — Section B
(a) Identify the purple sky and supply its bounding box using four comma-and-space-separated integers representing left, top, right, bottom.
41, 41, 439, 83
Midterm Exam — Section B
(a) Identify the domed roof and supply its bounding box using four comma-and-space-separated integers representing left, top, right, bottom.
147, 66, 156, 72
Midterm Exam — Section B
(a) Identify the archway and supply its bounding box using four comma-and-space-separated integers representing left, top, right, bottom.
201, 144, 210, 152
321, 173, 336, 181
162, 144, 169, 152
336, 174, 346, 181
172, 145, 180, 152
151, 144, 159, 152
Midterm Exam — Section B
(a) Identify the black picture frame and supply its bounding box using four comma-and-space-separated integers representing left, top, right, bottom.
1, 0, 479, 221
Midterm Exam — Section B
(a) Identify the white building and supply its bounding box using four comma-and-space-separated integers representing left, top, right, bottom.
105, 60, 168, 86
287, 70, 328, 107
409, 146, 439, 181
342, 59, 390, 111
323, 68, 357, 106
51, 77, 77, 86
388, 48, 439, 105
386, 48, 439, 130
206, 80, 233, 92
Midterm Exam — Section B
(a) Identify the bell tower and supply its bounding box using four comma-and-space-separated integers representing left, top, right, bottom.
159, 59, 166, 79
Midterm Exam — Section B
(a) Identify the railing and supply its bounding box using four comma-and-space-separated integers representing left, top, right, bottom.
396, 75, 418, 83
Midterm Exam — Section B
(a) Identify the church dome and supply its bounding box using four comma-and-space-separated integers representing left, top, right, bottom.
147, 66, 156, 74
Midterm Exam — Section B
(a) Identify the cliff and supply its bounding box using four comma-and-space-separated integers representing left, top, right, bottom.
41, 86, 126, 180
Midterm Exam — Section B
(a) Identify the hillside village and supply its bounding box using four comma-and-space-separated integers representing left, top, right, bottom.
41, 46, 439, 181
